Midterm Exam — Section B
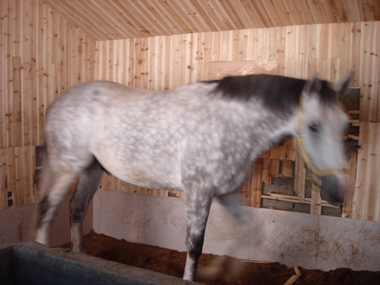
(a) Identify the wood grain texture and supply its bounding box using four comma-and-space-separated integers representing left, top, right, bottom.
354, 123, 380, 221
43, 0, 380, 41
0, 0, 95, 210
93, 22, 380, 123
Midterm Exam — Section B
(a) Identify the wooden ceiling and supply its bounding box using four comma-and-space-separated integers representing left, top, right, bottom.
43, 0, 380, 41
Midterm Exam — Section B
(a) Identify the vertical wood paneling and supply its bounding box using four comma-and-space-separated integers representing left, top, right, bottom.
0, 0, 96, 211
0, 2, 5, 148
0, 149, 6, 210
5, 149, 15, 206
363, 123, 379, 220
5, 0, 14, 147
23, 0, 31, 147
354, 123, 380, 221
1, 3, 379, 225
94, 21, 380, 222
37, 0, 45, 146
95, 21, 380, 95
353, 122, 369, 219
13, 56, 22, 146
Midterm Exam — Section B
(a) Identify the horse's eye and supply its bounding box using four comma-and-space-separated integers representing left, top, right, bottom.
308, 122, 320, 133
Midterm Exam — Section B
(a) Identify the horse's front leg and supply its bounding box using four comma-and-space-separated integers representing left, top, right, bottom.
183, 188, 213, 281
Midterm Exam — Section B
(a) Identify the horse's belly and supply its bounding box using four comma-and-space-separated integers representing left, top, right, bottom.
96, 153, 182, 190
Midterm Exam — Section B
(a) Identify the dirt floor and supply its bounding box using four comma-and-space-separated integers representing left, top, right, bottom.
61, 230, 380, 285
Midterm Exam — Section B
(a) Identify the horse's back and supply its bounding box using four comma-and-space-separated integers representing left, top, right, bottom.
45, 80, 218, 189
46, 81, 168, 133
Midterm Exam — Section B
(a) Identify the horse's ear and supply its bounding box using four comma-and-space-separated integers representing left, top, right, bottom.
334, 73, 352, 95
303, 74, 322, 96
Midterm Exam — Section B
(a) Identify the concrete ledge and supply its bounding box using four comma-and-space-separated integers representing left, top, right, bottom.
93, 190, 380, 272
0, 194, 93, 247
2, 189, 380, 273
0, 242, 198, 285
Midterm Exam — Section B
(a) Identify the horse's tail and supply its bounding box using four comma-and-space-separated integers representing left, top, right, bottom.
35, 142, 58, 229
34, 143, 50, 232
34, 139, 79, 244
36, 143, 51, 200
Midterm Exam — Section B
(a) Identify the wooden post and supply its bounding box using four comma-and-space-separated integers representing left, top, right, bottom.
353, 122, 370, 219
251, 159, 263, 208
310, 184, 322, 215
294, 153, 306, 201
343, 151, 358, 218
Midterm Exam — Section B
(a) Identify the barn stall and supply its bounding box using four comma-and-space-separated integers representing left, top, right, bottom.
1, 0, 380, 283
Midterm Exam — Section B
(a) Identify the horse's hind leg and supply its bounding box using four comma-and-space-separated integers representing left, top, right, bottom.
69, 160, 103, 253
36, 168, 78, 246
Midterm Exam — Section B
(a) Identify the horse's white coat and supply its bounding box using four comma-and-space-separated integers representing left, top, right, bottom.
36, 75, 351, 281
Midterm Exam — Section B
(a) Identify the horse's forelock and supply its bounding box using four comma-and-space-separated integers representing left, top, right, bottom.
318, 80, 340, 106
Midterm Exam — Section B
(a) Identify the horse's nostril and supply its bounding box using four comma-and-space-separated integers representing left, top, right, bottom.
320, 175, 344, 204
320, 190, 343, 204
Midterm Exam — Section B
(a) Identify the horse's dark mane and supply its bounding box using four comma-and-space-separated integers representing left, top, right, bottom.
207, 74, 337, 114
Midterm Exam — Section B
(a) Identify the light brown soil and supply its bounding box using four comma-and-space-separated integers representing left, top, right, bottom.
61, 230, 380, 285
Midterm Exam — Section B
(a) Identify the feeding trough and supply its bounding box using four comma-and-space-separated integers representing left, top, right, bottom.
0, 242, 197, 285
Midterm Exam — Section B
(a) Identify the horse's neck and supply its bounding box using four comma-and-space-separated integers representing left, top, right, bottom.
245, 103, 298, 158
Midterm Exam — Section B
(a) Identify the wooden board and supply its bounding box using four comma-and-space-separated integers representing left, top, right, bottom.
342, 152, 358, 218
0, 0, 95, 210
207, 60, 279, 80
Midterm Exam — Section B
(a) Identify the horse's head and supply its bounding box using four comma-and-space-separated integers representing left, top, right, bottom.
294, 74, 352, 204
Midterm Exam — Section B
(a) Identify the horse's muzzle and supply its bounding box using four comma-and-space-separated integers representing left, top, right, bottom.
320, 175, 345, 204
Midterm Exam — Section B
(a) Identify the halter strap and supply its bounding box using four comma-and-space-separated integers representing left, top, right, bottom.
293, 98, 349, 179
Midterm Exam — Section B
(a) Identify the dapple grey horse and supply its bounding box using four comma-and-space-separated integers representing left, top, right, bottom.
36, 74, 351, 281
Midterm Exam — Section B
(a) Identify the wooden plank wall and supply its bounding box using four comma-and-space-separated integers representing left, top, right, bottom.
0, 0, 96, 210
95, 21, 380, 222
353, 122, 380, 221
95, 22, 380, 114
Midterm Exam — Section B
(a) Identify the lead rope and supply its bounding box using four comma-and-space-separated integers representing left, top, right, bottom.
293, 98, 349, 187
